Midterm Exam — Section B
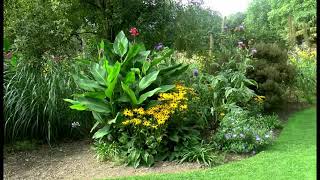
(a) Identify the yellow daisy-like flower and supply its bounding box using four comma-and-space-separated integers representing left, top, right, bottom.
132, 118, 142, 125
151, 125, 158, 129
143, 120, 151, 127
123, 109, 134, 117
122, 120, 130, 125
180, 104, 188, 110
220, 112, 225, 117
133, 107, 145, 115
170, 103, 178, 109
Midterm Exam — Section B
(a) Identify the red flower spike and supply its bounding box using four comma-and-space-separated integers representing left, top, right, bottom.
129, 27, 139, 37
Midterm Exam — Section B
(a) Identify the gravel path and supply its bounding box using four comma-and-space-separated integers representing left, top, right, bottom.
4, 140, 203, 180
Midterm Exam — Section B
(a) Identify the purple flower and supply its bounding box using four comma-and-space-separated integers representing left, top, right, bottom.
154, 43, 164, 51
255, 135, 261, 141
193, 69, 199, 77
4, 51, 13, 59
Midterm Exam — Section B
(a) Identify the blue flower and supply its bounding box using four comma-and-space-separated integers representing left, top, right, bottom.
193, 69, 199, 77
154, 43, 164, 51
255, 135, 261, 141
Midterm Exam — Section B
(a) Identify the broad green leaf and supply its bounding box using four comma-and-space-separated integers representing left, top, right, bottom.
108, 112, 120, 124
158, 64, 182, 76
124, 43, 142, 62
157, 85, 175, 93
113, 31, 128, 57
138, 70, 160, 91
72, 75, 104, 91
77, 97, 111, 113
75, 91, 106, 99
105, 62, 121, 99
124, 71, 136, 85
92, 111, 104, 123
135, 50, 150, 62
63, 98, 79, 104
163, 64, 189, 77
138, 88, 161, 104
69, 104, 87, 111
142, 61, 150, 75
131, 68, 141, 74
107, 62, 121, 83
150, 49, 173, 67
90, 63, 107, 86
121, 82, 138, 105
117, 95, 131, 103
90, 121, 100, 133
64, 99, 88, 111
92, 125, 110, 139
137, 85, 175, 104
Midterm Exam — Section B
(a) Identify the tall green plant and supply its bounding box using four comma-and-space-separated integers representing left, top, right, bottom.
65, 31, 188, 142
4, 57, 93, 143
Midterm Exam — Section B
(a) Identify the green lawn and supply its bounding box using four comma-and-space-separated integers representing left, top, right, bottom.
112, 107, 317, 180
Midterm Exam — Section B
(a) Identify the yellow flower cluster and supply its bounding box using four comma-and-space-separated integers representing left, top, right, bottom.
289, 47, 316, 65
121, 84, 192, 129
254, 95, 266, 103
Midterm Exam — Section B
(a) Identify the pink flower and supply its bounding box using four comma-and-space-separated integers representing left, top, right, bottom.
129, 27, 139, 37
4, 51, 13, 59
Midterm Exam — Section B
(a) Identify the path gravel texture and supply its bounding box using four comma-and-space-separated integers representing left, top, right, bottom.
4, 140, 203, 180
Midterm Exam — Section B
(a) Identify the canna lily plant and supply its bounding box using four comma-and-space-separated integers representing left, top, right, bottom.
64, 31, 188, 139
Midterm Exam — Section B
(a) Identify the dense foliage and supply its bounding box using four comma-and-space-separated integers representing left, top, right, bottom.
246, 43, 296, 110
3, 0, 316, 169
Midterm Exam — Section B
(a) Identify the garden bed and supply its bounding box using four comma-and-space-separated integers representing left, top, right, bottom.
4, 102, 310, 180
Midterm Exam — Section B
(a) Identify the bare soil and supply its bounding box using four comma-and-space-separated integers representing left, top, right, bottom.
4, 102, 311, 180
4, 140, 203, 180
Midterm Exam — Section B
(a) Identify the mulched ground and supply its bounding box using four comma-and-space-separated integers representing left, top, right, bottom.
4, 102, 311, 180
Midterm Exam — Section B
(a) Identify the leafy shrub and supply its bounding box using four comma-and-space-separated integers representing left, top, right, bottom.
175, 142, 222, 167
183, 48, 258, 128
288, 46, 316, 103
246, 42, 297, 110
65, 31, 205, 168
211, 108, 280, 153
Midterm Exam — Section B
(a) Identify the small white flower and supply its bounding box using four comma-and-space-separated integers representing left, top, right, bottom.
71, 121, 80, 128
